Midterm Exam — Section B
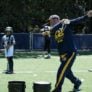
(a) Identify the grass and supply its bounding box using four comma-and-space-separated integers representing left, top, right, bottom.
0, 55, 92, 92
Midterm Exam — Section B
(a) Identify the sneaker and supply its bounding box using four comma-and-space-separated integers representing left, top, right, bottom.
44, 56, 51, 59
73, 80, 82, 92
5, 71, 14, 74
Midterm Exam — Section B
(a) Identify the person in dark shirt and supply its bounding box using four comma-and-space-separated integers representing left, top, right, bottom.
49, 10, 92, 92
41, 26, 51, 59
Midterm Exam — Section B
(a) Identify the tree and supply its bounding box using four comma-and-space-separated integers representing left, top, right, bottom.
0, 0, 90, 33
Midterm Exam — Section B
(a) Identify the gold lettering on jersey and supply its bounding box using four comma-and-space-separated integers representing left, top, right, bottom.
55, 28, 64, 43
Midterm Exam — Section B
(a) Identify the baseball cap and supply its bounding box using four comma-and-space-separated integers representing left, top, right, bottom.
49, 14, 60, 20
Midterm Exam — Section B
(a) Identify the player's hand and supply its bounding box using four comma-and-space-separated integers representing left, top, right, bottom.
42, 32, 46, 36
61, 19, 70, 24
40, 28, 44, 32
4, 45, 10, 49
42, 31, 50, 36
87, 10, 92, 17
45, 31, 50, 36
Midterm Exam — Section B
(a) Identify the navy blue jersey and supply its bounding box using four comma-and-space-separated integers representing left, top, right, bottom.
51, 15, 88, 55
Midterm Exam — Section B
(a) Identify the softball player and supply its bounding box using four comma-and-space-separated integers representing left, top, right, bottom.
49, 10, 92, 92
2, 26, 15, 74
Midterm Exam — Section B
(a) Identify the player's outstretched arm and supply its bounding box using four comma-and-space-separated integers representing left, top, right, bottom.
70, 10, 92, 24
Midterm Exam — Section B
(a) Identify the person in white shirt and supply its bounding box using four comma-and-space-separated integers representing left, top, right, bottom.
2, 26, 15, 74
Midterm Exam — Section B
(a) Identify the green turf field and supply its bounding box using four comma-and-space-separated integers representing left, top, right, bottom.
0, 55, 92, 92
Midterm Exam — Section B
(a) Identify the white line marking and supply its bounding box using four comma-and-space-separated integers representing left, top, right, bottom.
0, 70, 90, 74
